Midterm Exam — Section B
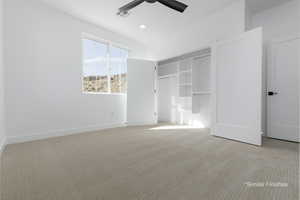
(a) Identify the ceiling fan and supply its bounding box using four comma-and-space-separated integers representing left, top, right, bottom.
117, 0, 188, 16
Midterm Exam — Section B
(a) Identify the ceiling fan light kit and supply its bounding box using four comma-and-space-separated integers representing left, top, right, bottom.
117, 0, 188, 16
117, 10, 130, 17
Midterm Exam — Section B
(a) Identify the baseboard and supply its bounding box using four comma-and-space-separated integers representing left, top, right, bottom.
0, 136, 7, 155
127, 121, 157, 126
6, 123, 127, 145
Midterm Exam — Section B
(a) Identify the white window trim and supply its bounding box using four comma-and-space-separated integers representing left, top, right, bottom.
81, 33, 130, 95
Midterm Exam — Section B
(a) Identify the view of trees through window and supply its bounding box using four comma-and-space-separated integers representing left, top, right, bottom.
82, 38, 128, 94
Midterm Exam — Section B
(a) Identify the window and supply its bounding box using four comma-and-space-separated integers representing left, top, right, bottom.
110, 45, 128, 93
82, 38, 128, 94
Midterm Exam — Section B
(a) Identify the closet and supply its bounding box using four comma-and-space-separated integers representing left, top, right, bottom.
158, 49, 211, 128
157, 28, 263, 146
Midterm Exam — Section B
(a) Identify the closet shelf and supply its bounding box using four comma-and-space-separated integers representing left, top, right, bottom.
178, 96, 192, 98
179, 84, 192, 86
192, 91, 211, 95
158, 74, 177, 79
179, 70, 192, 73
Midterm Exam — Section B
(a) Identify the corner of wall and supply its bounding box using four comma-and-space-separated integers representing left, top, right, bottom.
244, 0, 253, 31
0, 0, 7, 156
0, 136, 6, 155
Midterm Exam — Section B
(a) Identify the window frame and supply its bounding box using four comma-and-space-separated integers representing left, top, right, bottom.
81, 33, 129, 95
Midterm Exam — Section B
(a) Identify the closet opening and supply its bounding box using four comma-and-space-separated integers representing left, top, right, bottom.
157, 48, 211, 129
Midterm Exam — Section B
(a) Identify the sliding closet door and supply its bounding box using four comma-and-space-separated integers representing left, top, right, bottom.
212, 28, 263, 146
127, 59, 157, 126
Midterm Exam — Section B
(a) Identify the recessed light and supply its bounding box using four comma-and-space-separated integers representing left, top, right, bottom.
139, 24, 147, 29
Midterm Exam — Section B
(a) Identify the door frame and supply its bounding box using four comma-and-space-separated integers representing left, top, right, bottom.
266, 36, 300, 140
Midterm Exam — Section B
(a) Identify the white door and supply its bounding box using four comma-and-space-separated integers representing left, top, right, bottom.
158, 76, 177, 123
127, 59, 157, 126
212, 28, 263, 146
267, 38, 299, 142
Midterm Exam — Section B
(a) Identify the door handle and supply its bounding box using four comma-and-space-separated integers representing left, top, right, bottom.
268, 91, 278, 96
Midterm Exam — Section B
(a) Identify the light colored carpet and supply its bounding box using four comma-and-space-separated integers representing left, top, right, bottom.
1, 124, 299, 200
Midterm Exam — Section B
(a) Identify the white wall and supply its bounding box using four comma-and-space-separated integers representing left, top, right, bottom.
0, 0, 5, 150
252, 0, 299, 42
153, 0, 246, 60
4, 0, 149, 143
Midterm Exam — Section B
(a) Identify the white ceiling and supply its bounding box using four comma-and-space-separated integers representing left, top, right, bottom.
38, 0, 292, 59
39, 0, 236, 52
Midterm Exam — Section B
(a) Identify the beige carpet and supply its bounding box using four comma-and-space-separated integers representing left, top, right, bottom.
1, 125, 299, 200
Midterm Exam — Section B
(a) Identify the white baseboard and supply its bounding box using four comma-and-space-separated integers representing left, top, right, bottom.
6, 123, 127, 145
126, 121, 157, 126
0, 136, 7, 155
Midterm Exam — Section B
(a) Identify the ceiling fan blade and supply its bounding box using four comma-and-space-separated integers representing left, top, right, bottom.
157, 0, 188, 13
119, 0, 145, 12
